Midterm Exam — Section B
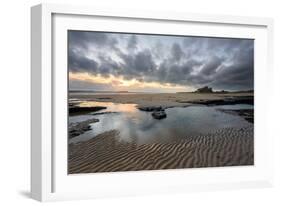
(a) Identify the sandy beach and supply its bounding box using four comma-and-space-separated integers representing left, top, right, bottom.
69, 126, 254, 173
70, 92, 254, 108
68, 92, 254, 174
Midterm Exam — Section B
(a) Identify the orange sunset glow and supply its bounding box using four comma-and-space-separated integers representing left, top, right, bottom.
69, 72, 194, 93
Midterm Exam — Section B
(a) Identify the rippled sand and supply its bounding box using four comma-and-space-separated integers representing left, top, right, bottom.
68, 126, 253, 174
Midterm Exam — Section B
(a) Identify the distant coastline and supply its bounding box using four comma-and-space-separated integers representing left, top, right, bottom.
69, 88, 254, 94
69, 90, 129, 93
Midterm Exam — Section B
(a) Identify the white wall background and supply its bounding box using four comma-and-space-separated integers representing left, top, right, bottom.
0, 0, 280, 205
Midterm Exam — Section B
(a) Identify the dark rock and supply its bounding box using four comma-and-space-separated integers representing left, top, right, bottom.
97, 97, 112, 100
138, 106, 164, 112
152, 111, 167, 119
188, 96, 254, 106
69, 106, 106, 115
69, 118, 99, 138
218, 109, 254, 123
91, 111, 119, 116
138, 106, 167, 119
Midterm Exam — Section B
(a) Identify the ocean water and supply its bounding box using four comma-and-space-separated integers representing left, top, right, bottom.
69, 101, 253, 144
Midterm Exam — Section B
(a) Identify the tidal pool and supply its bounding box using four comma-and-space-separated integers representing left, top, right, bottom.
69, 101, 253, 144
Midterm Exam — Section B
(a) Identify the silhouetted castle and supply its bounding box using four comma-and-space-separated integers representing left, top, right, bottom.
195, 86, 213, 93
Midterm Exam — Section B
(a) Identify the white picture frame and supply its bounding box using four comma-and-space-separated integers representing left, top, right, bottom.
31, 3, 274, 202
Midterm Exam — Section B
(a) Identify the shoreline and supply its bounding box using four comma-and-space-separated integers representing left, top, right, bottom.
69, 92, 254, 108
68, 92, 254, 173
68, 93, 254, 139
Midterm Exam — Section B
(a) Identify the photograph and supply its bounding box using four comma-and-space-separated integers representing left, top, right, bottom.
67, 30, 254, 174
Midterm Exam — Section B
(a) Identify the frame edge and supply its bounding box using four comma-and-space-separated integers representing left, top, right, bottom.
30, 3, 275, 201
31, 4, 43, 201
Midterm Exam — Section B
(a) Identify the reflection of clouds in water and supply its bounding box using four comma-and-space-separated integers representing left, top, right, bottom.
69, 102, 253, 144
100, 114, 134, 142
78, 101, 138, 113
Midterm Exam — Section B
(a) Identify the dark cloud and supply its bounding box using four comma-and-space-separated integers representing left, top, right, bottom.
68, 49, 98, 73
200, 56, 223, 76
156, 58, 199, 85
108, 48, 156, 80
127, 35, 138, 50
97, 54, 121, 77
68, 31, 117, 50
171, 43, 184, 62
212, 45, 254, 90
68, 31, 254, 91
133, 50, 156, 73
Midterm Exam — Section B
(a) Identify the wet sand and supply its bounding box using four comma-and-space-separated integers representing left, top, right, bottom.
68, 126, 254, 174
68, 92, 254, 173
70, 92, 254, 108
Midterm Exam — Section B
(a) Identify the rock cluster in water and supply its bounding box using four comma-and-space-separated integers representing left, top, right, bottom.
138, 106, 167, 120
69, 118, 99, 138
152, 110, 167, 119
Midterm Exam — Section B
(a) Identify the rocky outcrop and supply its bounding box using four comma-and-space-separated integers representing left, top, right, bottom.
69, 106, 106, 115
138, 106, 164, 112
69, 118, 99, 138
138, 106, 167, 119
217, 109, 254, 123
151, 111, 167, 119
188, 96, 254, 106
91, 111, 119, 116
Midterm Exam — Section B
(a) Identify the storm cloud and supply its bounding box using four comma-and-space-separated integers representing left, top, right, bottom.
68, 31, 254, 91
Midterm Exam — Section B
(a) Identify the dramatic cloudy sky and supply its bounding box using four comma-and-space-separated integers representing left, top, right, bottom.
68, 31, 254, 93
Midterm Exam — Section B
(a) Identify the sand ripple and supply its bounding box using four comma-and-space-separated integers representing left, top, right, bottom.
68, 127, 254, 174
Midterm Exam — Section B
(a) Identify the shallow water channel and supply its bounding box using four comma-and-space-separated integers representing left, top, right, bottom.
69, 101, 253, 144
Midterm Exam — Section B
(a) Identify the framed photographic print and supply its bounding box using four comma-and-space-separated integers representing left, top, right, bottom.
31, 3, 274, 201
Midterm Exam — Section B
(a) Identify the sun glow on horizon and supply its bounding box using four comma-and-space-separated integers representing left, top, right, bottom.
69, 72, 194, 93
